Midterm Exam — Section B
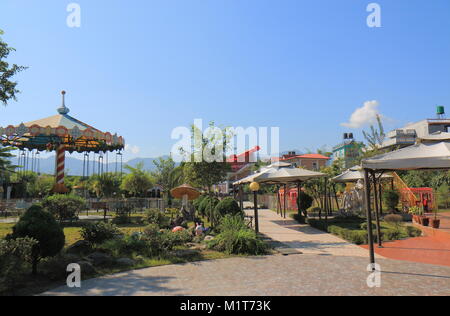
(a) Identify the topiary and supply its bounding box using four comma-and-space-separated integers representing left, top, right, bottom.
11, 204, 65, 275
297, 191, 313, 222
41, 194, 86, 222
214, 197, 242, 221
80, 221, 122, 245
383, 190, 400, 211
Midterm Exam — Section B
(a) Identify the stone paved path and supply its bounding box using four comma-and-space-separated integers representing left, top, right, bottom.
43, 208, 450, 296
249, 209, 375, 257
44, 255, 450, 296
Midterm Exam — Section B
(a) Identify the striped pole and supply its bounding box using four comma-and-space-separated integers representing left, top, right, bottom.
53, 145, 68, 193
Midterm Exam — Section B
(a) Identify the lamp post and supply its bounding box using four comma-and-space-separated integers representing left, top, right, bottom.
250, 181, 260, 234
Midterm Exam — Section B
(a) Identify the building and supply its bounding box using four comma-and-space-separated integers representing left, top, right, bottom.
332, 133, 364, 169
278, 151, 330, 170
380, 110, 450, 150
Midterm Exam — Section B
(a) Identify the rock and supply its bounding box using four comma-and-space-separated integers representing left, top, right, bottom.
77, 261, 96, 275
66, 240, 92, 255
116, 258, 135, 267
173, 249, 200, 258
86, 252, 112, 266
204, 236, 214, 241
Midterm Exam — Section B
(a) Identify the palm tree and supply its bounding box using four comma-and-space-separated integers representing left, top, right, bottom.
362, 114, 385, 150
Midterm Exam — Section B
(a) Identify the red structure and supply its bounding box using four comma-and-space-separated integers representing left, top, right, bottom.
227, 146, 261, 172
279, 186, 303, 211
401, 187, 435, 210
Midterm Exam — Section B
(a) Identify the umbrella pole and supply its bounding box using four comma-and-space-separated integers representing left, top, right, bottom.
324, 178, 328, 226
364, 169, 376, 269
276, 185, 280, 215
283, 184, 287, 219
239, 185, 244, 212
378, 180, 383, 215
371, 171, 383, 248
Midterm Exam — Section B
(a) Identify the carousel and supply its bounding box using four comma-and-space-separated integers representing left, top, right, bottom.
0, 91, 125, 193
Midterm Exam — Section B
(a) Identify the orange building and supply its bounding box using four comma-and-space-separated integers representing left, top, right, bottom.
279, 153, 330, 171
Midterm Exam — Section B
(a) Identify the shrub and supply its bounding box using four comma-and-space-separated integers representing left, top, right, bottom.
144, 208, 171, 228
11, 205, 65, 275
193, 195, 207, 211
81, 222, 122, 245
0, 237, 38, 294
406, 226, 422, 237
292, 213, 306, 224
360, 222, 377, 230
383, 190, 400, 211
384, 214, 403, 231
297, 191, 313, 213
42, 194, 86, 222
214, 197, 243, 224
198, 196, 219, 218
208, 215, 267, 255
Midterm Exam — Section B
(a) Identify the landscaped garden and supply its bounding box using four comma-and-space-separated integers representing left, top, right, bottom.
0, 193, 269, 296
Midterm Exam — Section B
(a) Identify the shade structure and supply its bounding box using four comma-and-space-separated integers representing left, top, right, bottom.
331, 166, 393, 183
254, 167, 326, 184
267, 161, 292, 168
170, 184, 201, 201
232, 166, 278, 185
362, 140, 450, 171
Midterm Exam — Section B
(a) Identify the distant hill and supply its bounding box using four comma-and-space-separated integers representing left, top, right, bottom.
30, 156, 169, 176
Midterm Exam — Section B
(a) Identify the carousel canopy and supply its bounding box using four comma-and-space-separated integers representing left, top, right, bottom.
0, 91, 125, 153
362, 140, 450, 171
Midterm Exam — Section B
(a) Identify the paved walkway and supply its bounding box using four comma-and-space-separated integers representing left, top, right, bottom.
249, 209, 375, 258
44, 254, 450, 296
43, 208, 450, 296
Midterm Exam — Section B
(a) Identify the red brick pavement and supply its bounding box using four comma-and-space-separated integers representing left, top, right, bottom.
362, 212, 450, 267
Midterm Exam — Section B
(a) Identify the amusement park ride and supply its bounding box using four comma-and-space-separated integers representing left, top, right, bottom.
0, 91, 125, 193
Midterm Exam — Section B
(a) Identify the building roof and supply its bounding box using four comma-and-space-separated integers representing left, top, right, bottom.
281, 154, 330, 161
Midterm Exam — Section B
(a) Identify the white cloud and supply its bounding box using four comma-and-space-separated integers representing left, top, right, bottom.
341, 100, 382, 129
125, 144, 141, 155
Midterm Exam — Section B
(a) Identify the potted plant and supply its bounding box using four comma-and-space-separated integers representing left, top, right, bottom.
421, 216, 430, 227
430, 210, 440, 229
409, 206, 420, 223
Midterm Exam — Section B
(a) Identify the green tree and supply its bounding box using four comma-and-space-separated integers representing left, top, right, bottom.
0, 29, 27, 105
120, 162, 153, 197
362, 114, 385, 150
11, 205, 65, 275
436, 184, 450, 209
182, 122, 231, 193
152, 156, 184, 205
89, 173, 122, 198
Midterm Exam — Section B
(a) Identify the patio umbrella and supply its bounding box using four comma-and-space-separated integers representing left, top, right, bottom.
171, 184, 201, 201
232, 166, 278, 185
331, 166, 393, 183
362, 140, 450, 171
267, 161, 292, 169
254, 167, 326, 183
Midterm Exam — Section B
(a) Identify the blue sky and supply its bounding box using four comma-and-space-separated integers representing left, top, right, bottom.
1, 0, 449, 160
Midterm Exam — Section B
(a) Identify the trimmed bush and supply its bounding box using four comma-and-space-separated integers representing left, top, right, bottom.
214, 197, 243, 225
42, 194, 86, 222
406, 226, 422, 237
81, 222, 122, 245
360, 222, 377, 230
144, 208, 171, 228
383, 190, 400, 211
0, 237, 38, 294
11, 205, 65, 275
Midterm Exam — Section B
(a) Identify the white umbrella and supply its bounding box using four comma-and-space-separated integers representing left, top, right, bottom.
254, 167, 326, 184
332, 166, 393, 183
267, 161, 292, 169
362, 140, 450, 171
232, 166, 278, 185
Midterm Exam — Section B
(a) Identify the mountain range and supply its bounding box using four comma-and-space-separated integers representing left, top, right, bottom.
27, 156, 167, 176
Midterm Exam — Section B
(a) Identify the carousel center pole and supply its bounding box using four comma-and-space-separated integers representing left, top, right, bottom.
53, 91, 70, 193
